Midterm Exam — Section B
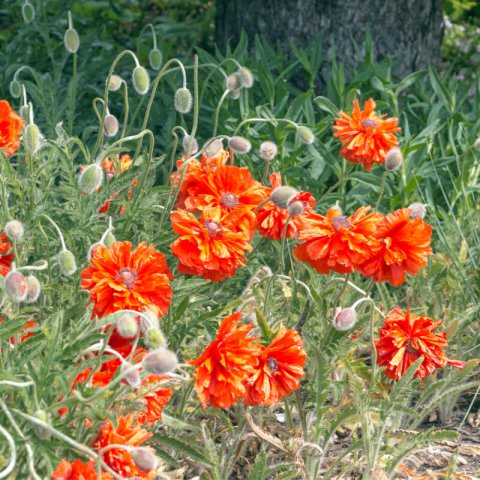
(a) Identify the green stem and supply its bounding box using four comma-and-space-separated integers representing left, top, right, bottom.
68, 52, 77, 135
213, 90, 230, 137
375, 171, 388, 210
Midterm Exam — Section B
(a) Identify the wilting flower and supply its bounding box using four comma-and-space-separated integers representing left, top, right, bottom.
51, 459, 113, 480
189, 312, 260, 408
375, 307, 465, 380
0, 100, 24, 157
170, 207, 253, 282
244, 327, 307, 406
256, 173, 315, 240
81, 241, 173, 318
358, 208, 433, 286
333, 99, 400, 171
0, 232, 14, 276
294, 206, 383, 274
93, 415, 155, 478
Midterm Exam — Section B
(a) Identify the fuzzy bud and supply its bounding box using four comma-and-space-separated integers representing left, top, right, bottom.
131, 447, 159, 472
140, 306, 160, 332
25, 275, 41, 303
332, 307, 357, 331
9, 80, 21, 99
22, 1, 35, 23
4, 271, 28, 302
259, 141, 278, 162
287, 201, 304, 217
116, 313, 139, 339
149, 49, 163, 70
270, 186, 299, 209
79, 164, 103, 194
132, 66, 150, 95
229, 88, 241, 100
108, 74, 123, 92
225, 72, 242, 91
297, 126, 315, 145
174, 87, 193, 114
33, 410, 51, 440
474, 138, 480, 150
228, 136, 251, 154
19, 105, 29, 122
408, 202, 427, 219
121, 362, 142, 388
5, 220, 24, 242
385, 147, 403, 172
203, 139, 223, 158
144, 327, 166, 350
64, 28, 80, 53
25, 123, 42, 154
182, 135, 199, 155
143, 348, 178, 375
238, 67, 254, 88
103, 114, 119, 137
104, 233, 116, 248
57, 250, 77, 276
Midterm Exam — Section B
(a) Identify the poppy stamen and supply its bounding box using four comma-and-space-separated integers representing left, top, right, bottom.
331, 215, 352, 231
221, 192, 238, 210
267, 357, 278, 374
116, 267, 138, 288
361, 118, 378, 128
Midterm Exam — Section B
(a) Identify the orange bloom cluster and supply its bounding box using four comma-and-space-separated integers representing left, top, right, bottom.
0, 232, 14, 276
0, 100, 23, 157
51, 459, 112, 480
333, 98, 401, 171
189, 313, 306, 408
375, 307, 465, 380
0, 317, 38, 344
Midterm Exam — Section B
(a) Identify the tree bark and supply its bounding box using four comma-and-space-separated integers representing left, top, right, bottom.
215, 0, 443, 83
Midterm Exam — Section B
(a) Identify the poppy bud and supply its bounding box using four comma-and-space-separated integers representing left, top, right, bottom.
228, 136, 251, 154
229, 88, 241, 99
5, 271, 28, 302
22, 1, 35, 23
25, 123, 42, 154
131, 447, 158, 472
225, 72, 242, 91
270, 186, 298, 209
5, 220, 24, 242
25, 275, 41, 303
243, 311, 257, 324
104, 232, 116, 248
19, 104, 29, 122
33, 410, 51, 440
385, 147, 403, 172
116, 313, 138, 339
121, 363, 142, 388
238, 67, 254, 88
108, 74, 123, 92
287, 200, 304, 217
174, 87, 193, 114
408, 202, 427, 219
149, 49, 163, 70
144, 327, 166, 350
259, 141, 278, 162
103, 114, 119, 137
132, 66, 150, 95
143, 348, 178, 375
182, 135, 199, 155
203, 139, 223, 158
9, 79, 21, 99
64, 28, 80, 53
140, 306, 159, 332
79, 164, 103, 194
474, 138, 480, 150
332, 307, 357, 331
297, 126, 315, 145
57, 250, 77, 276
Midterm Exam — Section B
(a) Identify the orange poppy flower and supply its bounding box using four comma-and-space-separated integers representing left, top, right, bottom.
375, 307, 465, 380
93, 415, 155, 478
51, 459, 113, 480
0, 100, 23, 157
244, 327, 307, 406
189, 312, 260, 408
256, 173, 315, 240
294, 206, 383, 274
0, 232, 14, 276
333, 99, 400, 171
358, 208, 433, 286
170, 207, 253, 282
135, 375, 173, 426
81, 241, 173, 319
102, 154, 133, 179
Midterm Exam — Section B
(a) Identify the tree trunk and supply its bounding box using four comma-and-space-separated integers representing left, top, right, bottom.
215, 0, 443, 83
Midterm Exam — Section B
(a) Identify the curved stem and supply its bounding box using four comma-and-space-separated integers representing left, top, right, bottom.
0, 425, 16, 479
233, 117, 298, 136
40, 213, 67, 251
213, 90, 230, 137
119, 81, 129, 143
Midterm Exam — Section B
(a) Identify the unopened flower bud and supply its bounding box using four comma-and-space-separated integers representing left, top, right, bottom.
57, 250, 77, 276
243, 311, 257, 324
22, 1, 35, 23
104, 233, 116, 248
385, 147, 403, 172
132, 66, 150, 95
19, 104, 29, 122
108, 74, 123, 92
228, 136, 251, 153
9, 80, 21, 99
25, 123, 42, 154
259, 141, 278, 162
238, 67, 254, 88
203, 139, 223, 158
121, 362, 141, 388
225, 72, 242, 91
143, 348, 178, 374
408, 202, 427, 219
332, 307, 357, 331
116, 313, 138, 339
5, 220, 24, 242
131, 447, 159, 472
297, 126, 315, 145
270, 186, 299, 209
474, 138, 480, 150
229, 88, 241, 99
64, 28, 80, 53
287, 201, 304, 216
140, 306, 159, 332
25, 275, 41, 303
4, 271, 28, 302
33, 410, 51, 440
103, 114, 119, 137
149, 49, 163, 70
144, 327, 166, 349
182, 135, 199, 155
174, 87, 193, 114
79, 164, 103, 194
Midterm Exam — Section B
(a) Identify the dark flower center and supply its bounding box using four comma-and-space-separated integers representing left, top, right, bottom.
406, 339, 417, 354
267, 357, 279, 373
221, 192, 238, 209
116, 267, 138, 288
204, 220, 222, 238
362, 119, 378, 128
331, 215, 352, 231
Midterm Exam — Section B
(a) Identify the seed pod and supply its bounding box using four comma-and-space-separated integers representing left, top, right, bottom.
408, 202, 426, 219
182, 135, 199, 155
79, 164, 103, 194
22, 1, 35, 23
238, 67, 254, 88
121, 362, 142, 388
104, 233, 116, 248
25, 123, 42, 154
5, 220, 24, 242
228, 136, 251, 154
203, 139, 223, 158
287, 200, 304, 216
149, 49, 163, 70
332, 307, 357, 331
116, 313, 138, 339
57, 250, 77, 276
385, 147, 403, 172
132, 66, 150, 95
259, 141, 278, 162
225, 72, 242, 91
143, 348, 178, 375
144, 327, 166, 350
64, 28, 80, 53
25, 275, 41, 303
107, 74, 123, 92
103, 114, 119, 137
131, 447, 159, 472
4, 271, 28, 302
33, 410, 52, 440
270, 186, 298, 209
297, 126, 315, 145
9, 79, 22, 99
174, 87, 193, 114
